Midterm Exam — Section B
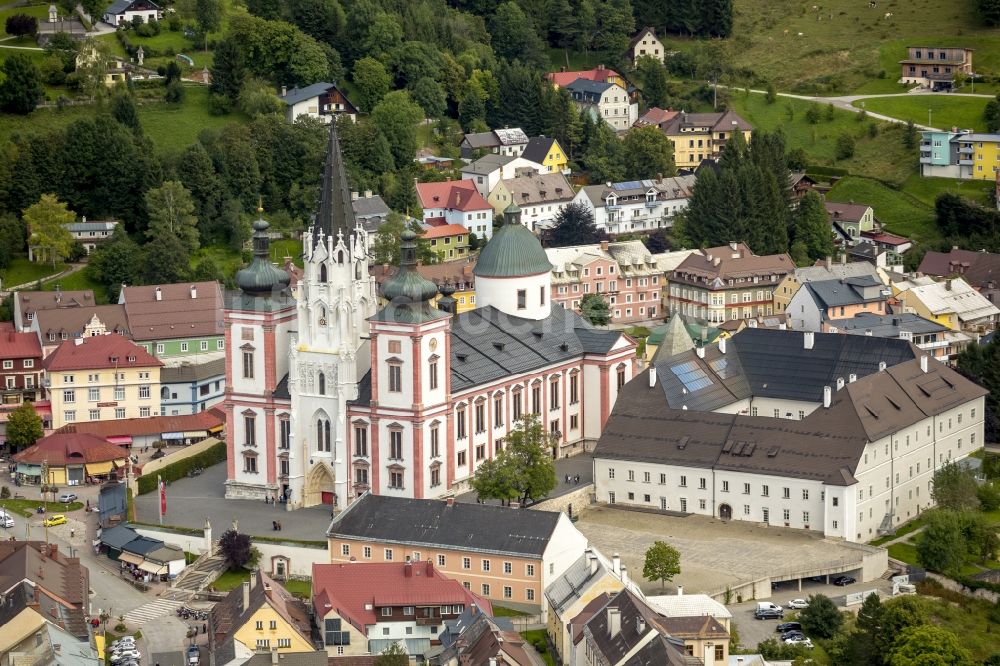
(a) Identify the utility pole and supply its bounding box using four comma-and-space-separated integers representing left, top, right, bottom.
928, 108, 933, 128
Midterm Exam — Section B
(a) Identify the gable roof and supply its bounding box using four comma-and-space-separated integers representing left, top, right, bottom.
43, 334, 161, 372
520, 136, 559, 164
635, 107, 678, 127
577, 175, 697, 208
659, 110, 752, 134
14, 290, 96, 321
100, 524, 140, 550
544, 549, 632, 616
0, 328, 42, 359
903, 278, 1000, 322
421, 223, 468, 239
825, 201, 872, 224
34, 304, 130, 340
628, 26, 660, 52
279, 82, 335, 106
105, 0, 159, 15
674, 243, 793, 281
547, 66, 622, 88
583, 589, 698, 666
801, 275, 889, 309
14, 432, 128, 466
210, 571, 311, 651
0, 541, 90, 637
918, 248, 1000, 289
416, 180, 490, 212
119, 281, 223, 341
499, 172, 575, 206
328, 493, 563, 557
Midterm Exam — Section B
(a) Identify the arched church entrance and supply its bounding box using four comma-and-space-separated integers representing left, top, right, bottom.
719, 503, 732, 520
304, 463, 336, 507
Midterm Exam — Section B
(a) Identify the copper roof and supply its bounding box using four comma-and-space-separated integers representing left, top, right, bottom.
120, 281, 223, 342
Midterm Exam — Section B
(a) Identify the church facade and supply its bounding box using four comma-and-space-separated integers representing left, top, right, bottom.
223, 125, 636, 510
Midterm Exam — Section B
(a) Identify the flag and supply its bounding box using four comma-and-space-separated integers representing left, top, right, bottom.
158, 477, 166, 516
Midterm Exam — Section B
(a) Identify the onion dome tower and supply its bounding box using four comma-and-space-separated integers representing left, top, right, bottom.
236, 210, 291, 296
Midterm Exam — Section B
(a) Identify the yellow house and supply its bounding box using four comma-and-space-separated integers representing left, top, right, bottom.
545, 550, 631, 664
0, 600, 48, 658
959, 134, 1000, 180
210, 572, 315, 658
773, 273, 801, 316
373, 258, 479, 314
659, 110, 753, 169
522, 136, 569, 174
896, 277, 1000, 332
43, 334, 164, 430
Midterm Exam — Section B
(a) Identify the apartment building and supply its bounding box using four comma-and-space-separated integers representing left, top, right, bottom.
659, 111, 753, 169
572, 175, 696, 235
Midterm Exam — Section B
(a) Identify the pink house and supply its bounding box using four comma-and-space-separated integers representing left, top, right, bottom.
415, 180, 494, 240
786, 275, 892, 332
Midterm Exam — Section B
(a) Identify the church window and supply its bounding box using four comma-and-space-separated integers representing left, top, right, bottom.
316, 418, 331, 452
429, 357, 438, 391
570, 372, 579, 404
550, 378, 560, 410
430, 425, 440, 457
243, 452, 257, 473
616, 364, 627, 390
517, 290, 526, 310
389, 469, 404, 489
242, 349, 254, 379
244, 415, 256, 447
512, 390, 522, 420
280, 418, 290, 450
320, 264, 328, 282
319, 372, 326, 395
430, 467, 441, 487
540, 285, 546, 306
354, 425, 368, 457
494, 396, 503, 428
388, 340, 401, 354
355, 468, 368, 486
457, 407, 467, 439
475, 401, 486, 434
389, 428, 403, 459
531, 385, 541, 415
337, 250, 344, 264
388, 362, 402, 393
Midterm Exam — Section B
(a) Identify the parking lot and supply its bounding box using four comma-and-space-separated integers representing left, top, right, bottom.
575, 506, 872, 596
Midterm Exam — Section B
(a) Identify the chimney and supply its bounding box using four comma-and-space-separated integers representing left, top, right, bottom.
405, 556, 413, 577
748, 319, 758, 328
779, 322, 787, 330
607, 608, 621, 637
823, 385, 832, 408
656, 172, 663, 182
589, 555, 598, 575
879, 361, 887, 372
649, 369, 657, 388
696, 345, 705, 359
836, 377, 845, 391
190, 285, 197, 299
281, 85, 287, 97
155, 287, 162, 301
849, 373, 857, 383
825, 256, 832, 270
446, 496, 455, 507
82, 215, 87, 224
600, 240, 609, 252
242, 581, 251, 613
718, 337, 726, 354
636, 616, 646, 634
865, 329, 873, 336
920, 355, 929, 373
803, 331, 815, 350
351, 191, 358, 202
620, 565, 628, 585
364, 190, 372, 198
946, 279, 953, 291
676, 585, 683, 596
612, 553, 621, 575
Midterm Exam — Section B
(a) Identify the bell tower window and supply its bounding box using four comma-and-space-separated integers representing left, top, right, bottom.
320, 263, 328, 282
319, 372, 326, 395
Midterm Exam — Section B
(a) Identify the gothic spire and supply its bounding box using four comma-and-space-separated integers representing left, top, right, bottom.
314, 120, 356, 245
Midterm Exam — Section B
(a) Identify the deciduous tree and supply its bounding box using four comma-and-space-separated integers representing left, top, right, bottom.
621, 126, 675, 180
549, 202, 600, 247
0, 53, 44, 114
580, 293, 610, 326
471, 415, 556, 506
85, 225, 142, 301
352, 57, 391, 114
370, 213, 436, 266
370, 90, 424, 170
931, 460, 980, 511
917, 510, 965, 573
24, 194, 75, 267
888, 625, 972, 666
4, 14, 38, 38
642, 540, 681, 591
145, 181, 200, 254
374, 643, 408, 666
6, 402, 43, 452
218, 529, 257, 571
799, 594, 843, 639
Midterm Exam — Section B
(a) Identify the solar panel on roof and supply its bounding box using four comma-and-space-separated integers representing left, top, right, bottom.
670, 361, 713, 393
708, 357, 738, 379
613, 180, 643, 190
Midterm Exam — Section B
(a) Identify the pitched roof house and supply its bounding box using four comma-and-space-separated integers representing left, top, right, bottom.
825, 201, 875, 246
119, 281, 224, 345
658, 111, 753, 168
918, 247, 1000, 307
786, 275, 892, 331
13, 289, 96, 333
459, 127, 529, 159
520, 136, 569, 174
488, 172, 575, 231
416, 180, 494, 240
573, 175, 696, 234
897, 277, 1000, 333
278, 82, 358, 123
628, 26, 666, 64
0, 541, 90, 638
32, 304, 131, 355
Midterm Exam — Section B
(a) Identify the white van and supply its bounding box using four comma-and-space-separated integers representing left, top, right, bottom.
756, 602, 782, 612
0, 512, 14, 529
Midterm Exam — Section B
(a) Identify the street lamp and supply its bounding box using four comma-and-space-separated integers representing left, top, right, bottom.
928, 108, 933, 128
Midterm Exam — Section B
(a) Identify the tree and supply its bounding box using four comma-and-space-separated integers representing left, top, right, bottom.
621, 126, 675, 180
471, 415, 556, 506
110, 92, 141, 133
370, 91, 424, 170
145, 181, 200, 254
490, 1, 546, 68
978, 0, 1000, 26
985, 95, 1000, 133
370, 213, 436, 266
804, 105, 820, 124
917, 510, 965, 573
238, 78, 283, 117
549, 202, 600, 247
352, 57, 391, 113
143, 231, 191, 284
86, 225, 142, 301
931, 460, 980, 511
792, 191, 835, 262
851, 592, 883, 666
765, 82, 776, 104
888, 625, 972, 666
642, 540, 681, 591
0, 53, 44, 114
637, 56, 669, 109
5, 14, 38, 38
24, 194, 75, 267
798, 594, 843, 639
374, 642, 408, 666
580, 293, 611, 326
6, 402, 43, 452
210, 38, 246, 109
195, 0, 223, 48
0, 213, 26, 270
874, 595, 926, 657
218, 528, 255, 571
409, 77, 446, 118
903, 120, 918, 150
835, 133, 856, 160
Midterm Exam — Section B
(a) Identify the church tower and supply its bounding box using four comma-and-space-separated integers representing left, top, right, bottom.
287, 122, 377, 509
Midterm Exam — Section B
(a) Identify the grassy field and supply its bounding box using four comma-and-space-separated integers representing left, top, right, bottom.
138, 86, 249, 154
212, 569, 251, 592
0, 498, 85, 517
520, 630, 556, 666
853, 95, 990, 132
729, 93, 916, 185
886, 541, 919, 564
43, 266, 109, 303
0, 257, 66, 289
0, 3, 50, 37
910, 592, 1000, 661
282, 579, 311, 599
900, 173, 994, 208
826, 176, 939, 243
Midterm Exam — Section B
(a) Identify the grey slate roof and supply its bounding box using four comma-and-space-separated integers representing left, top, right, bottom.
279, 82, 334, 106
99, 524, 139, 550
544, 550, 614, 614
803, 275, 889, 309
566, 79, 614, 96
121, 536, 163, 556
827, 312, 948, 337
795, 261, 881, 283
313, 120, 356, 245
521, 136, 558, 165
327, 493, 563, 557
105, 0, 148, 15
462, 131, 499, 149
461, 153, 515, 175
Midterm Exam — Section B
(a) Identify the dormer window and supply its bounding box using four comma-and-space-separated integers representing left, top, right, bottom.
127, 356, 135, 362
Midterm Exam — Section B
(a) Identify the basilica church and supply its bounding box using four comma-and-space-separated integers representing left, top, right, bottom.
222, 125, 636, 510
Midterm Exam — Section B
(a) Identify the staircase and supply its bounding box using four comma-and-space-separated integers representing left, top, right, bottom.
173, 542, 228, 595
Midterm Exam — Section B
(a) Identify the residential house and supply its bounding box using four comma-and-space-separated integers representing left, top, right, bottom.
312, 560, 491, 659
773, 258, 884, 316
919, 128, 973, 178
573, 175, 696, 235
666, 243, 794, 324
547, 240, 665, 324
594, 328, 987, 542
579, 590, 703, 666
350, 191, 392, 234
43, 334, 163, 429
434, 605, 545, 666
825, 201, 875, 246
547, 65, 628, 90
422, 222, 470, 261
278, 82, 358, 123
32, 304, 131, 357
565, 593, 612, 666
956, 133, 1000, 180
460, 155, 545, 200
848, 240, 905, 272
788, 172, 820, 206
521, 136, 569, 174
12, 290, 96, 333
416, 155, 456, 171
896, 277, 1000, 333
208, 571, 315, 664
634, 107, 678, 128
460, 127, 529, 159
416, 180, 494, 240
65, 217, 117, 254
0, 585, 100, 666
628, 26, 666, 65
242, 653, 327, 666
0, 325, 43, 438
565, 79, 637, 131
545, 549, 636, 665
655, 616, 730, 665
659, 111, 753, 169
919, 247, 1000, 307
102, 0, 161, 25
159, 357, 225, 415
488, 172, 575, 232
861, 231, 912, 266
826, 312, 971, 364
372, 258, 478, 314
327, 494, 589, 615
645, 592, 732, 633
899, 46, 973, 90
786, 276, 892, 331
0, 541, 90, 639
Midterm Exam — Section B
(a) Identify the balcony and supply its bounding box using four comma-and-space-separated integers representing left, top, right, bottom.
959, 159, 974, 166
958, 145, 974, 154
644, 200, 660, 209
919, 157, 933, 164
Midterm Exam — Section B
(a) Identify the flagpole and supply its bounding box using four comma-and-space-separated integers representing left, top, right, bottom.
158, 475, 163, 526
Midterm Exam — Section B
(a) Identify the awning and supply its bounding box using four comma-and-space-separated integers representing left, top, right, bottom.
107, 436, 132, 445
86, 461, 114, 475
118, 552, 144, 565
182, 431, 207, 438
208, 424, 224, 434
162, 432, 184, 440
138, 561, 166, 575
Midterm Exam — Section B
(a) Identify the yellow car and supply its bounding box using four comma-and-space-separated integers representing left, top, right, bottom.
42, 514, 67, 527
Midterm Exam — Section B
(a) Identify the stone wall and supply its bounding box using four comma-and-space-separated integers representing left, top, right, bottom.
530, 484, 594, 518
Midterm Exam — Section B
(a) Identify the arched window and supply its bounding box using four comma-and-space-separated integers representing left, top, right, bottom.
318, 372, 326, 395
337, 250, 344, 264
316, 418, 331, 452
319, 263, 328, 282
355, 261, 362, 280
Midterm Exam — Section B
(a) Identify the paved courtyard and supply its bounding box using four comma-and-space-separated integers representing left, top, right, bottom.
576, 506, 871, 596
134, 464, 333, 540
457, 452, 594, 504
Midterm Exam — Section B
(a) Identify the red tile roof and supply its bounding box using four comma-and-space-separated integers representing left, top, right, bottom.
44, 334, 162, 372
416, 180, 491, 212
863, 231, 911, 246
0, 329, 42, 360
636, 107, 677, 127
422, 223, 468, 240
14, 432, 128, 466
312, 561, 492, 633
546, 67, 622, 88
55, 407, 225, 439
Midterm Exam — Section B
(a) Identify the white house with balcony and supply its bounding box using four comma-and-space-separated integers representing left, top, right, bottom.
573, 175, 696, 235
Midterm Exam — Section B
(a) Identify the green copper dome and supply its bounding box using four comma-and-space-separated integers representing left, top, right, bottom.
236, 216, 290, 295
474, 212, 552, 278
382, 229, 439, 302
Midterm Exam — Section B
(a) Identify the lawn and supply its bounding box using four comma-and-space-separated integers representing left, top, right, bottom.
192, 244, 244, 278
0, 257, 67, 290
0, 498, 85, 517
886, 541, 919, 565
826, 176, 939, 244
493, 605, 531, 618
910, 594, 1000, 661
852, 95, 990, 132
138, 85, 250, 154
729, 93, 917, 185
901, 173, 995, 208
0, 3, 50, 37
282, 579, 311, 599
520, 630, 556, 666
270, 239, 303, 267
42, 266, 109, 303
212, 568, 251, 592
869, 514, 927, 546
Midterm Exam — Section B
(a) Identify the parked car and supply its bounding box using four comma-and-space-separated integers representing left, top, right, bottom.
187, 644, 201, 664
42, 514, 66, 527
776, 622, 802, 633
781, 630, 806, 641
833, 575, 857, 586
111, 637, 135, 650
755, 607, 783, 620
151, 449, 167, 460
786, 599, 808, 609
0, 512, 14, 529
784, 636, 813, 648
58, 493, 77, 503
110, 649, 141, 663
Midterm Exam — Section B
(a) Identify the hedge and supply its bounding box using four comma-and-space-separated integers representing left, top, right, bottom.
136, 440, 226, 494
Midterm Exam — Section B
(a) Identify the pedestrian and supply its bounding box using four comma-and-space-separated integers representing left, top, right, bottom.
272, 520, 277, 531
203, 622, 207, 634
70, 528, 75, 538
278, 521, 282, 531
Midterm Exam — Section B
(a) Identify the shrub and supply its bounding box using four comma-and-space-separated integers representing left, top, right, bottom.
165, 80, 185, 103
136, 440, 226, 494
0, 486, 9, 499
